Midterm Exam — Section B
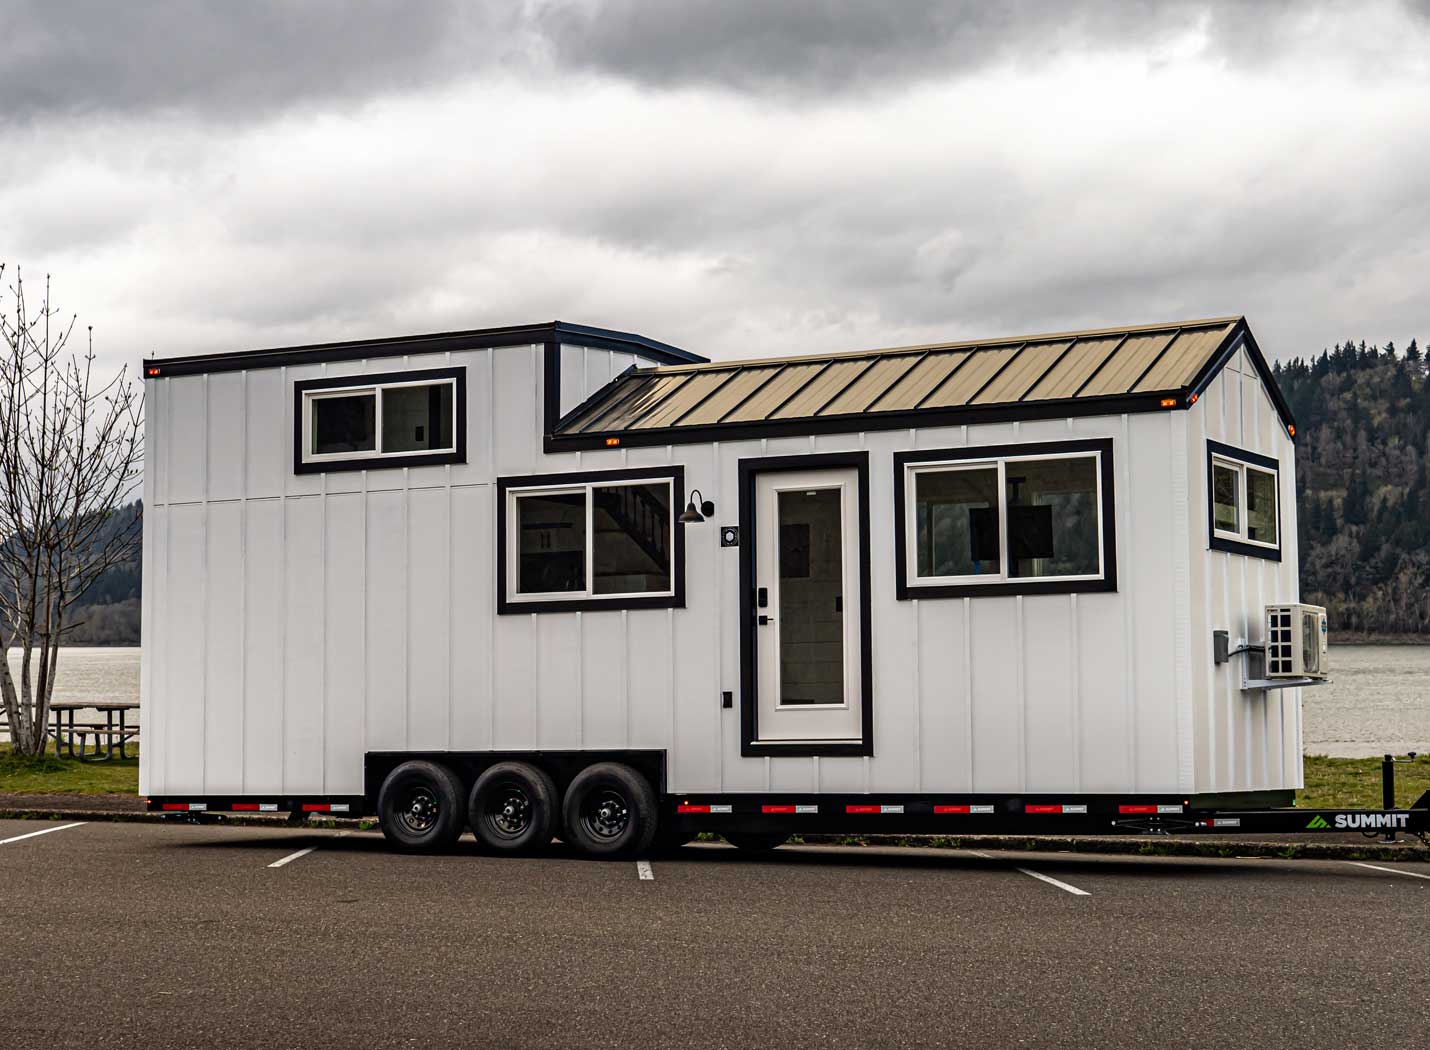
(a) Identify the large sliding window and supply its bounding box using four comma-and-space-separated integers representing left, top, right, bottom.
894, 439, 1116, 598
1207, 440, 1281, 561
498, 466, 685, 613
294, 367, 464, 473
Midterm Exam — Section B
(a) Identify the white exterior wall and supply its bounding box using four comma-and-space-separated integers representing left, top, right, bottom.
141, 341, 1297, 799
1186, 342, 1303, 795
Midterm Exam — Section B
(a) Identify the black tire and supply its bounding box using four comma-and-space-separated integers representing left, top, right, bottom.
562, 762, 659, 858
724, 832, 789, 852
376, 760, 466, 852
468, 761, 558, 853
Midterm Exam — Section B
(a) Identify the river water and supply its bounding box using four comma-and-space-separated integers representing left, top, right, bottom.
4, 644, 1428, 757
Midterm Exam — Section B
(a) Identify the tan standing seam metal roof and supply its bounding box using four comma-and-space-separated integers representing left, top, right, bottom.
555, 317, 1246, 436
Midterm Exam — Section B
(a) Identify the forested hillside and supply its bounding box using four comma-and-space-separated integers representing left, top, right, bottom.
65, 501, 142, 644
1275, 340, 1430, 638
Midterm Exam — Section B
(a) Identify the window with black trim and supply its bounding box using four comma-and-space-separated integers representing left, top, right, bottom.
294, 367, 465, 473
1207, 440, 1280, 560
497, 466, 685, 613
893, 439, 1117, 599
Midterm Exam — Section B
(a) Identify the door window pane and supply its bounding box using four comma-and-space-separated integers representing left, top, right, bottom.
1005, 457, 1099, 578
1246, 468, 1277, 544
382, 383, 454, 453
592, 483, 672, 595
516, 492, 586, 594
776, 489, 844, 706
312, 393, 376, 455
914, 467, 999, 578
1212, 462, 1240, 533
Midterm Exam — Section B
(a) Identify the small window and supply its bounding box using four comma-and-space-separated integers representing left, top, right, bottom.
1207, 441, 1280, 559
897, 439, 1115, 598
500, 469, 683, 612
295, 367, 464, 473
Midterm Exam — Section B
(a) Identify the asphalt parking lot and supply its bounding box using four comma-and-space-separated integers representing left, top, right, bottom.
2, 818, 1427, 1050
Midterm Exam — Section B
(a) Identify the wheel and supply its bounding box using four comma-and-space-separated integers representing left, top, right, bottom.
467, 761, 558, 853
724, 832, 789, 852
561, 762, 659, 858
376, 760, 465, 852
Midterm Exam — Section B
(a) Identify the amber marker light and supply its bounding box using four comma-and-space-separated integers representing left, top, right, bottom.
604, 437, 621, 447
1159, 397, 1177, 408
1188, 393, 1199, 404
1288, 425, 1296, 437
146, 367, 160, 376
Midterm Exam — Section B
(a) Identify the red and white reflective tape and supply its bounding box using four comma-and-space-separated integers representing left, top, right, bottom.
1118, 804, 1184, 815
1024, 804, 1088, 815
1198, 817, 1240, 828
845, 804, 904, 815
933, 804, 996, 814
161, 802, 206, 812
231, 803, 280, 813
761, 804, 819, 814
677, 804, 733, 814
301, 803, 350, 813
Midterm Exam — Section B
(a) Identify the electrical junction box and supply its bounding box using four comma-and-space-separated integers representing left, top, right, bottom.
1264, 603, 1328, 679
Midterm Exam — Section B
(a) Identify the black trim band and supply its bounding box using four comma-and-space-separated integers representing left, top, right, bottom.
738, 452, 874, 758
293, 366, 467, 475
495, 465, 687, 615
892, 438, 1118, 599
1206, 439, 1282, 562
145, 320, 702, 378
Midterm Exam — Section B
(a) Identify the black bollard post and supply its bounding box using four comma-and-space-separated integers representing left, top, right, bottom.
1381, 754, 1396, 843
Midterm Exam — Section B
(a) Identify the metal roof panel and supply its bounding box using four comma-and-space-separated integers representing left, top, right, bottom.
1021, 336, 1126, 401
1078, 332, 1176, 397
921, 345, 1022, 408
820, 355, 924, 415
772, 359, 876, 418
868, 350, 972, 411
1132, 324, 1233, 392
722, 361, 829, 423
971, 340, 1073, 404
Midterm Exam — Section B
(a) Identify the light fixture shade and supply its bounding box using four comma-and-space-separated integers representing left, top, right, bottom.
678, 500, 705, 523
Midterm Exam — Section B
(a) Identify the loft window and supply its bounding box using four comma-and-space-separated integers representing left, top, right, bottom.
294, 367, 464, 473
894, 439, 1116, 599
1207, 440, 1280, 559
498, 467, 685, 613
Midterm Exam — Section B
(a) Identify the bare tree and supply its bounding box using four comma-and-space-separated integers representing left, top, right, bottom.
0, 266, 143, 755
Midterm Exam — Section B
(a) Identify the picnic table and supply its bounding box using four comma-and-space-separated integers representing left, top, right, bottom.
49, 701, 140, 762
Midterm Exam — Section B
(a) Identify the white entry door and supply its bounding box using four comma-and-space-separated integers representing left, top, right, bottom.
754, 468, 863, 743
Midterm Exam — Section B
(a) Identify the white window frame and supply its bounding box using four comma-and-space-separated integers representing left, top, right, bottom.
1211, 454, 1279, 549
301, 376, 459, 466
506, 477, 677, 604
904, 450, 1106, 588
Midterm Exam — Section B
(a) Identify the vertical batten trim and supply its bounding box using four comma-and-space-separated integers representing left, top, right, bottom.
963, 596, 974, 792
1170, 410, 1194, 793
575, 611, 584, 749
1069, 592, 1081, 792
667, 606, 677, 789
277, 366, 288, 794
1120, 413, 1136, 791
713, 440, 725, 793
912, 598, 922, 792
238, 370, 248, 792
1015, 594, 1026, 792
199, 373, 209, 793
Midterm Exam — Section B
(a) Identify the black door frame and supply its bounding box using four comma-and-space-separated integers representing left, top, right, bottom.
737, 451, 874, 758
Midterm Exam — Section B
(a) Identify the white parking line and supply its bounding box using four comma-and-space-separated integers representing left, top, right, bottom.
966, 850, 992, 859
636, 859, 655, 881
1348, 862, 1430, 882
1014, 867, 1091, 896
269, 831, 349, 869
0, 822, 85, 846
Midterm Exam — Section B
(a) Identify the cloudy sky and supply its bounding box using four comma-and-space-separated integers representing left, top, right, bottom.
3, 0, 1429, 373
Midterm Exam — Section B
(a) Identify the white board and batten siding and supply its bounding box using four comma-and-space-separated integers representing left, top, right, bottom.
141, 338, 1301, 800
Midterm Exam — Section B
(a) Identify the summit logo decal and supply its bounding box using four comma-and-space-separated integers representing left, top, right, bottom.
1305, 816, 1330, 830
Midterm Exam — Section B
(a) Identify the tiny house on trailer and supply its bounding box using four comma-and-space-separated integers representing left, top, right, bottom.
141, 315, 1351, 854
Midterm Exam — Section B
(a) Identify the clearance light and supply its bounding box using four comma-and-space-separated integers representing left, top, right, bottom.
1188, 393, 1199, 404
1159, 397, 1177, 408
1287, 425, 1296, 437
146, 367, 161, 377
604, 437, 621, 447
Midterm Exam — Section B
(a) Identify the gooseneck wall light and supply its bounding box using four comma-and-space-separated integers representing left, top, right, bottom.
679, 489, 716, 524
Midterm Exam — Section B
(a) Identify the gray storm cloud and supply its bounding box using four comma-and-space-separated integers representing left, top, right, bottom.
0, 0, 1426, 371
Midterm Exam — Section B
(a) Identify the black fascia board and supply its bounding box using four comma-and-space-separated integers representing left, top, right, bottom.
545, 388, 1190, 453
1184, 319, 1297, 437
141, 320, 703, 378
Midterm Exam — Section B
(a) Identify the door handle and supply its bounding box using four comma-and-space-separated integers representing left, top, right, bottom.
758, 615, 774, 626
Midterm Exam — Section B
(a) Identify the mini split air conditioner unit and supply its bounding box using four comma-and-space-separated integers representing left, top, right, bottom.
1265, 603, 1329, 680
